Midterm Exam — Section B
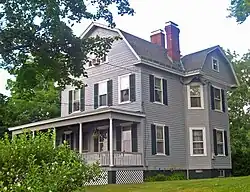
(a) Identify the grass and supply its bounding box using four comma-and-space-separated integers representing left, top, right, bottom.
84, 176, 250, 192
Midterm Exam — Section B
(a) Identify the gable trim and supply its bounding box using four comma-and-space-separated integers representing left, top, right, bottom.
80, 22, 141, 61
201, 46, 239, 86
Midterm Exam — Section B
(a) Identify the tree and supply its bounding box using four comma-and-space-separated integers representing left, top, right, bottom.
0, 0, 134, 90
2, 75, 60, 128
0, 93, 8, 137
226, 49, 250, 176
0, 131, 101, 192
228, 0, 250, 23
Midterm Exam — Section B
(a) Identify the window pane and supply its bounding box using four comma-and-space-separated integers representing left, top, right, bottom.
99, 82, 107, 95
155, 90, 162, 103
190, 85, 201, 97
216, 131, 223, 142
73, 101, 80, 111
120, 75, 129, 90
157, 142, 164, 153
193, 130, 203, 141
191, 97, 201, 107
156, 126, 163, 140
100, 94, 107, 106
122, 127, 131, 152
74, 89, 80, 100
215, 100, 221, 110
214, 88, 221, 99
193, 149, 204, 154
217, 144, 224, 155
121, 89, 129, 102
193, 142, 203, 149
155, 78, 161, 89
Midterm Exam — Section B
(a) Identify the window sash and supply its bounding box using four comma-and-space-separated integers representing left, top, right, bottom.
99, 82, 107, 95
190, 128, 206, 156
122, 126, 132, 152
216, 130, 225, 155
156, 125, 165, 154
99, 94, 107, 107
99, 130, 108, 152
72, 89, 80, 112
214, 88, 222, 110
212, 58, 219, 71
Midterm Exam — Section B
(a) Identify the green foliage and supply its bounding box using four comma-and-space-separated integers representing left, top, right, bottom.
0, 93, 8, 137
228, 0, 250, 23
0, 130, 102, 192
145, 172, 186, 182
0, 0, 134, 90
2, 75, 60, 127
226, 49, 250, 176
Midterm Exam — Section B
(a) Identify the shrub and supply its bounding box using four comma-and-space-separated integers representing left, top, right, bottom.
0, 130, 102, 192
166, 172, 186, 181
145, 173, 167, 182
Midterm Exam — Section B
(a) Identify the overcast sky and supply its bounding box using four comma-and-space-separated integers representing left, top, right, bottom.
0, 0, 249, 95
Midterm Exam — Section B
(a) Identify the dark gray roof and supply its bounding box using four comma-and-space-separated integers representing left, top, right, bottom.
120, 30, 183, 71
181, 45, 219, 72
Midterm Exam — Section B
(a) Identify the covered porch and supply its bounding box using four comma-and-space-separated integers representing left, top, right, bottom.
9, 108, 145, 167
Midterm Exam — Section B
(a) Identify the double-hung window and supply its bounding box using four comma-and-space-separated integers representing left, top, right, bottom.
119, 74, 130, 103
190, 127, 207, 156
188, 84, 204, 109
99, 81, 107, 107
216, 130, 225, 156
156, 125, 165, 154
212, 57, 219, 72
73, 89, 80, 112
214, 87, 222, 111
154, 77, 163, 103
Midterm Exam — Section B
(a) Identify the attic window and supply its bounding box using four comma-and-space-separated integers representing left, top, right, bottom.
212, 57, 219, 72
87, 53, 108, 68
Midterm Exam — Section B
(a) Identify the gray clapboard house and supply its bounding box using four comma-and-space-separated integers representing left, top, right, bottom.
8, 21, 238, 184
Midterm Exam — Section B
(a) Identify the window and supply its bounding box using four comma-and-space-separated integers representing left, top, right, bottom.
122, 126, 132, 152
63, 131, 74, 150
188, 84, 204, 109
99, 129, 108, 152
99, 81, 107, 107
87, 53, 108, 68
73, 89, 80, 112
154, 77, 163, 103
214, 87, 222, 111
190, 127, 207, 156
216, 130, 225, 156
119, 74, 130, 103
156, 125, 165, 154
212, 57, 219, 72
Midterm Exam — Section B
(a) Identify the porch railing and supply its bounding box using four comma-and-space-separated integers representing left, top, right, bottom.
81, 151, 142, 166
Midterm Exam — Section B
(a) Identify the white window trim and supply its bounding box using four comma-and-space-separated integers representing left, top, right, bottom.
154, 123, 166, 155
71, 89, 81, 113
213, 85, 223, 112
189, 127, 207, 157
215, 128, 226, 156
121, 126, 132, 152
118, 73, 132, 104
187, 83, 204, 109
212, 57, 220, 72
153, 76, 164, 105
97, 79, 109, 108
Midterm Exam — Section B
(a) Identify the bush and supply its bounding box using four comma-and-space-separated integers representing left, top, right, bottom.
145, 172, 186, 182
0, 130, 102, 192
166, 172, 185, 181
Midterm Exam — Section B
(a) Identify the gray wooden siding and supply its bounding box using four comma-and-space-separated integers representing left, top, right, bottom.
183, 80, 212, 170
202, 50, 237, 85
207, 80, 231, 169
61, 27, 141, 117
141, 66, 187, 170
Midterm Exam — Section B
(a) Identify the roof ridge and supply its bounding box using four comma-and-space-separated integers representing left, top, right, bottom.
183, 45, 219, 58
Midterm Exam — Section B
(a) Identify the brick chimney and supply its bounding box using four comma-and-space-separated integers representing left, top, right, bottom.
150, 29, 165, 48
165, 21, 180, 61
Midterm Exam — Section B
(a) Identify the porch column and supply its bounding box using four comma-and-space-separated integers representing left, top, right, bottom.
109, 118, 114, 166
79, 123, 83, 154
32, 130, 35, 138
53, 127, 56, 148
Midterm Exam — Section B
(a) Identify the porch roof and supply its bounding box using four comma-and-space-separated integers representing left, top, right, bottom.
8, 107, 145, 133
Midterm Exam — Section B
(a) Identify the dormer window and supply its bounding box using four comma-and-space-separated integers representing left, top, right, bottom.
87, 53, 108, 68
212, 57, 219, 72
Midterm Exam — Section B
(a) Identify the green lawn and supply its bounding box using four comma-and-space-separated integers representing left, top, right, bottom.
85, 176, 250, 192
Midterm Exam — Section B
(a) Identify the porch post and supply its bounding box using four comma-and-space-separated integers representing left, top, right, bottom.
79, 123, 83, 154
53, 127, 56, 148
32, 130, 35, 138
109, 118, 114, 166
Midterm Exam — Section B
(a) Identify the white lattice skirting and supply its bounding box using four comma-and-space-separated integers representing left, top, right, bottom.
84, 171, 108, 186
116, 170, 144, 184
